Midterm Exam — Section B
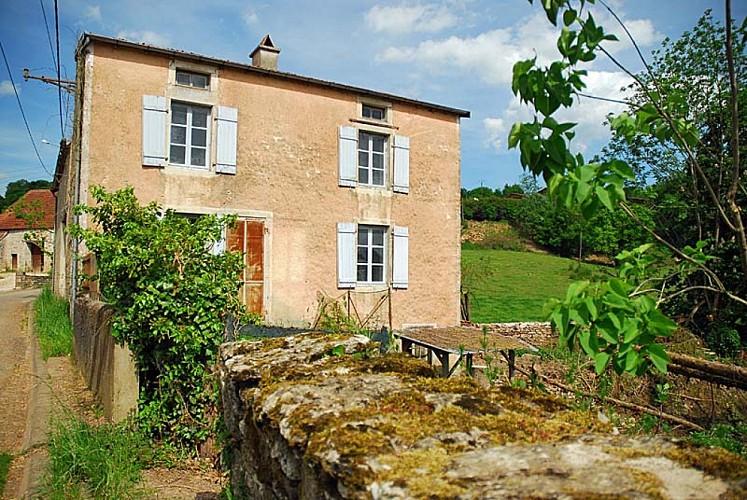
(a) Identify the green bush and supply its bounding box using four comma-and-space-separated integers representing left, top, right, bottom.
0, 453, 11, 495
34, 287, 73, 360
706, 325, 742, 358
71, 186, 244, 449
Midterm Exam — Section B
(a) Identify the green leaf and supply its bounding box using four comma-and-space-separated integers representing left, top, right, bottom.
508, 122, 522, 149
595, 185, 614, 211
594, 351, 611, 375
608, 278, 629, 298
563, 8, 577, 26
647, 343, 670, 374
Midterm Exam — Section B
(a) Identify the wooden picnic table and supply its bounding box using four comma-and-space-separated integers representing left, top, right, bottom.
394, 326, 537, 379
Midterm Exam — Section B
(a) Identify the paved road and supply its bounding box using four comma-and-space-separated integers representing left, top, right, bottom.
0, 288, 41, 498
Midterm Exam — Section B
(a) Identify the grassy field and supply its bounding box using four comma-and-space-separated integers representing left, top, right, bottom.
462, 248, 606, 323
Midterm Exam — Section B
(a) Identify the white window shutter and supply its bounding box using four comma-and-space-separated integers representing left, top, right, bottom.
338, 126, 357, 187
215, 106, 238, 174
392, 226, 409, 289
337, 222, 356, 288
393, 135, 410, 194
142, 95, 167, 167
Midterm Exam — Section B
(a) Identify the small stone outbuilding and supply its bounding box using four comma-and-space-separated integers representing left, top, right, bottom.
0, 189, 55, 273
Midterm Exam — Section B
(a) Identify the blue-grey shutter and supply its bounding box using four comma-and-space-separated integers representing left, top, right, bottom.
337, 222, 356, 288
338, 126, 357, 187
211, 227, 227, 255
142, 95, 167, 167
392, 226, 409, 289
215, 106, 238, 174
393, 135, 410, 194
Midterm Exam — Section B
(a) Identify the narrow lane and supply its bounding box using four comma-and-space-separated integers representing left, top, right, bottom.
0, 288, 41, 498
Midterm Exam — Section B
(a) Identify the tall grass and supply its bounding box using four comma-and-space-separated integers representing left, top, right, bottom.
43, 411, 151, 499
33, 287, 73, 360
0, 452, 12, 496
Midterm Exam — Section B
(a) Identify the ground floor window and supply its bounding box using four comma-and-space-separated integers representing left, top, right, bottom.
357, 225, 386, 284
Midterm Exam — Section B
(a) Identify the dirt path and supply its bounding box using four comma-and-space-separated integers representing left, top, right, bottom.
0, 289, 41, 498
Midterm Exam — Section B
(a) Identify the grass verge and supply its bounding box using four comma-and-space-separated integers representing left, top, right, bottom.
43, 411, 151, 499
33, 287, 73, 360
462, 248, 606, 322
0, 452, 12, 495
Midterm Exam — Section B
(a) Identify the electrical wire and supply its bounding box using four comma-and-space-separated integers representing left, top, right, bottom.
54, 0, 63, 137
39, 0, 57, 69
0, 40, 52, 177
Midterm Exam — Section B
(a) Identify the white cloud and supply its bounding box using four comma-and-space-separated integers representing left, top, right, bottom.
243, 9, 259, 26
482, 117, 506, 150
84, 5, 101, 22
116, 30, 171, 47
365, 3, 456, 35
0, 81, 17, 95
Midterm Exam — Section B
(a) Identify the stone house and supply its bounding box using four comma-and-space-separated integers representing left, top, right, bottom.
0, 189, 55, 273
53, 33, 469, 330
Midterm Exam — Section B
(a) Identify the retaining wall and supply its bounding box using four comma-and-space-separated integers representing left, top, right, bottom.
219, 332, 747, 499
73, 297, 138, 422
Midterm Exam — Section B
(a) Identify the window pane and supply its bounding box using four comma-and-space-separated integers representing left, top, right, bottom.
359, 132, 370, 149
358, 151, 368, 167
357, 265, 368, 282
372, 153, 383, 169
172, 105, 187, 125
357, 247, 367, 264
171, 125, 186, 145
192, 108, 209, 127
372, 266, 383, 282
372, 136, 385, 152
192, 74, 208, 88
358, 168, 369, 184
176, 71, 191, 85
358, 230, 368, 245
191, 147, 206, 166
372, 170, 383, 186
170, 145, 185, 164
372, 247, 383, 264
372, 230, 384, 246
192, 129, 207, 147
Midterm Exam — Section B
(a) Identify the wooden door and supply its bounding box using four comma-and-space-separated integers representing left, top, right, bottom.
30, 244, 43, 272
227, 220, 264, 316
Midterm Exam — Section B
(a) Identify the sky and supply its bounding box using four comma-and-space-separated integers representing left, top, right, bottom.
0, 0, 743, 196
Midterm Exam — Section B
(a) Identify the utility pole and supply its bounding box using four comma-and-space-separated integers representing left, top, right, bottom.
22, 68, 75, 92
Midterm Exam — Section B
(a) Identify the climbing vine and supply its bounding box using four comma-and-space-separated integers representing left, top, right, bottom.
71, 186, 243, 450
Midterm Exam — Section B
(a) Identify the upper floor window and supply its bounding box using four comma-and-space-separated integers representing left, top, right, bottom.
175, 69, 210, 89
362, 104, 386, 121
358, 132, 387, 186
170, 103, 210, 168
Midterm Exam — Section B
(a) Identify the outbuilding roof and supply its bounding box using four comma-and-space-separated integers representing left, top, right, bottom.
0, 189, 55, 231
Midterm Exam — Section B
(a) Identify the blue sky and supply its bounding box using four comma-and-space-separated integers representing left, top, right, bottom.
0, 0, 742, 195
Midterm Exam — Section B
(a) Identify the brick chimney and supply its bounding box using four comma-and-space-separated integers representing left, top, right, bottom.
250, 34, 280, 71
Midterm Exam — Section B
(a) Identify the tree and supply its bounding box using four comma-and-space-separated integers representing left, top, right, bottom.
71, 186, 244, 449
508, 0, 746, 374
0, 179, 52, 212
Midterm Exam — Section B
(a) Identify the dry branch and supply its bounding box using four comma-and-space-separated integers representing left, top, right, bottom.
668, 352, 747, 391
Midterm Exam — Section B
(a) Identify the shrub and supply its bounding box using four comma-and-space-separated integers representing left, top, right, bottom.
706, 324, 742, 359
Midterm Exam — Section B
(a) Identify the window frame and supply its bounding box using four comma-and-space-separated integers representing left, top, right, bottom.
357, 131, 388, 187
175, 69, 210, 90
169, 101, 211, 170
362, 104, 386, 121
356, 225, 387, 285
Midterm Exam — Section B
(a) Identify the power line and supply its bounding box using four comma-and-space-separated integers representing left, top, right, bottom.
0, 40, 52, 177
54, 0, 63, 137
39, 0, 57, 69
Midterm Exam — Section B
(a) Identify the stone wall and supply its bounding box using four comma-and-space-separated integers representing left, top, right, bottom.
14, 272, 52, 289
219, 332, 747, 499
73, 297, 138, 422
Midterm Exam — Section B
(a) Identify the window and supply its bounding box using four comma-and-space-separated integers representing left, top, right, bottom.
362, 104, 386, 121
175, 69, 209, 89
170, 103, 210, 168
142, 95, 238, 173
358, 132, 387, 186
337, 223, 408, 289
357, 225, 386, 283
338, 126, 409, 192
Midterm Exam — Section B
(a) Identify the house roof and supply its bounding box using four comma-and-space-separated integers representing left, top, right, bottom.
78, 33, 471, 119
0, 189, 55, 231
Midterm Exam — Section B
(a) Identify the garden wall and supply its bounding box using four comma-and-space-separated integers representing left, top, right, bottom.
73, 297, 138, 422
218, 332, 746, 499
